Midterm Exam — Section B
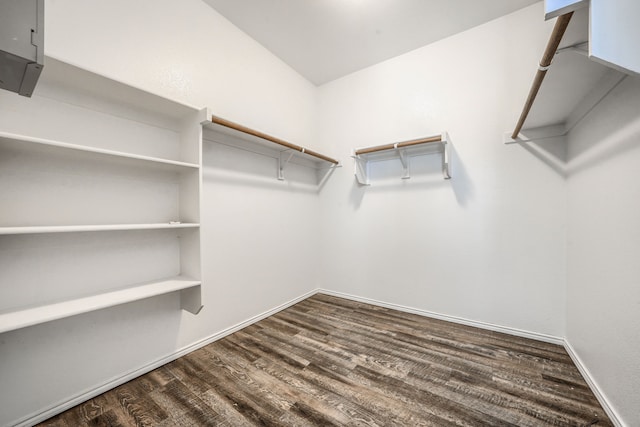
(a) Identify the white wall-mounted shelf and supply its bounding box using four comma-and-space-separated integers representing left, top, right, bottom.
545, 0, 639, 76
0, 132, 200, 172
353, 133, 451, 185
0, 223, 200, 236
506, 5, 628, 145
0, 57, 204, 335
203, 113, 340, 181
0, 277, 203, 334
544, 0, 587, 20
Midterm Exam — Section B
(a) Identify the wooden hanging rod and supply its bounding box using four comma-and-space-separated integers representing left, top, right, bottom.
354, 135, 442, 156
511, 12, 573, 139
211, 115, 339, 165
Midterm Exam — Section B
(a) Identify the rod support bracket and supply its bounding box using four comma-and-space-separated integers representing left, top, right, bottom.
398, 149, 411, 179
442, 132, 451, 180
278, 150, 296, 181
180, 285, 203, 315
353, 152, 370, 185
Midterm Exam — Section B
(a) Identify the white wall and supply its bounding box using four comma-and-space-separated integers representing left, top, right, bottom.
0, 1, 320, 426
45, 0, 322, 343
45, 0, 317, 144
316, 3, 568, 338
194, 133, 323, 346
566, 75, 640, 427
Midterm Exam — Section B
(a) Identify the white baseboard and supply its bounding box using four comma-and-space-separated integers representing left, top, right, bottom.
563, 339, 624, 427
318, 289, 564, 345
15, 288, 318, 427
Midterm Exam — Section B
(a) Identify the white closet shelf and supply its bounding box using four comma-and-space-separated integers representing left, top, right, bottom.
0, 132, 200, 172
353, 133, 451, 184
203, 113, 340, 181
0, 223, 200, 235
0, 277, 203, 334
505, 7, 626, 144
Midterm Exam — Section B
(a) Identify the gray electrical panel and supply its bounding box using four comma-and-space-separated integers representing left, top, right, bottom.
0, 0, 44, 97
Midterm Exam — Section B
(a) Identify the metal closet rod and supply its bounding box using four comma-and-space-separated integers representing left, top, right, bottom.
211, 115, 339, 165
354, 135, 442, 156
511, 11, 574, 139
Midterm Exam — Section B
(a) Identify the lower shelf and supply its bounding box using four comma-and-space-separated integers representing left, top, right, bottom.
0, 277, 203, 334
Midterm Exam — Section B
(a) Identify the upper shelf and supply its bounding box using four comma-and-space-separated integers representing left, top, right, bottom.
203, 113, 339, 180
0, 131, 199, 172
38, 56, 200, 124
544, 0, 587, 20
353, 133, 451, 185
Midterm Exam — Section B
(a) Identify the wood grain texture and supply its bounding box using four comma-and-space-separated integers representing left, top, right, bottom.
38, 294, 611, 426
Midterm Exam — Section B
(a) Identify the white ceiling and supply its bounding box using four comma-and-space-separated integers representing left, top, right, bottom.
203, 0, 540, 85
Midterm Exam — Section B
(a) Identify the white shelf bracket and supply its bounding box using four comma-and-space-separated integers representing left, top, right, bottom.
442, 133, 451, 180
353, 152, 370, 185
278, 150, 296, 181
397, 148, 411, 179
180, 285, 203, 314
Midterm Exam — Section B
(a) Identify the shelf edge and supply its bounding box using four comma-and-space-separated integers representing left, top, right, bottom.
0, 277, 202, 334
0, 131, 200, 170
0, 223, 200, 235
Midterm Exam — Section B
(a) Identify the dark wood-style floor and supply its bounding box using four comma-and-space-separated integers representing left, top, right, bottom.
39, 294, 611, 426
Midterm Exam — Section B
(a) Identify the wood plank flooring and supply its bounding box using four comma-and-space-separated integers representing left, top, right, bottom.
38, 294, 612, 426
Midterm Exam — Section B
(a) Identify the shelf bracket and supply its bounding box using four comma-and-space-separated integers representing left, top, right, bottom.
398, 148, 411, 179
442, 134, 451, 180
353, 153, 370, 185
277, 150, 296, 181
180, 285, 203, 314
